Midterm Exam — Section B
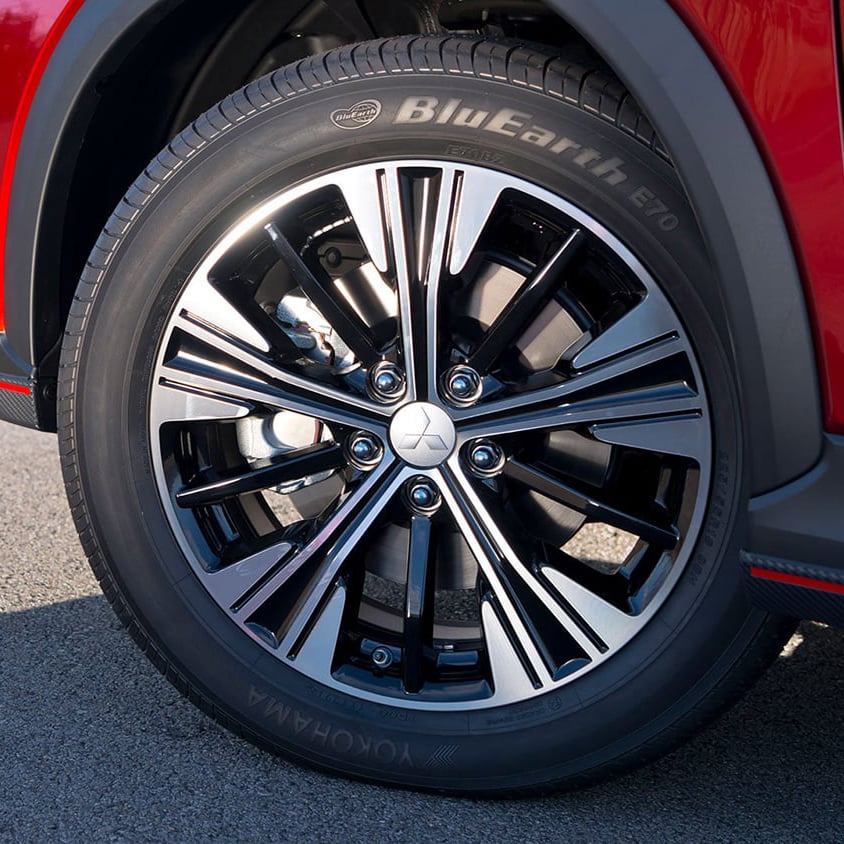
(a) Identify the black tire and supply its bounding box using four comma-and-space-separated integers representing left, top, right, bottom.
59, 36, 792, 795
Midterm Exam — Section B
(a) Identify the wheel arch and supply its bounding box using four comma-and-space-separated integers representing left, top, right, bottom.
2, 0, 822, 495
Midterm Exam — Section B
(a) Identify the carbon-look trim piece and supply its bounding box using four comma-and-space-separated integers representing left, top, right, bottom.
742, 552, 844, 627
0, 374, 38, 428
742, 434, 844, 623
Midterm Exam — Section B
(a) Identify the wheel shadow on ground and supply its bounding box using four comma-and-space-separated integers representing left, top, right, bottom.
0, 595, 841, 842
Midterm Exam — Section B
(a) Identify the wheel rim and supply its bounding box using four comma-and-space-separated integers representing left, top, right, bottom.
149, 161, 711, 711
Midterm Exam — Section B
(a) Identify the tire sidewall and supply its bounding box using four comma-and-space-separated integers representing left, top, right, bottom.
67, 68, 760, 790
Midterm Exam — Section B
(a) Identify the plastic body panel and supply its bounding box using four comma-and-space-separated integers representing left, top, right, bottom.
0, 0, 81, 413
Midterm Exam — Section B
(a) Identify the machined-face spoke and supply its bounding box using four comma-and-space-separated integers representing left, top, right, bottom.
435, 467, 552, 688
459, 379, 702, 442
374, 167, 429, 399
201, 541, 295, 610
480, 599, 546, 701
386, 167, 460, 401
503, 458, 678, 548
265, 221, 382, 367
468, 228, 585, 374
573, 290, 681, 370
333, 165, 505, 278
152, 381, 253, 424
590, 413, 709, 459
335, 165, 496, 401
289, 581, 348, 684
403, 514, 437, 693
235, 459, 405, 624
179, 271, 271, 354
277, 465, 414, 661
453, 333, 687, 425
176, 442, 345, 508
172, 310, 390, 421
539, 565, 642, 651
158, 354, 387, 435
442, 461, 607, 662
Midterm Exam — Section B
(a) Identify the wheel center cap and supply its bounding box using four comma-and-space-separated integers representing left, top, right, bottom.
389, 402, 456, 468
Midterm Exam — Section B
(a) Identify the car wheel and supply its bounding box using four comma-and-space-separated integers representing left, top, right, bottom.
59, 36, 792, 794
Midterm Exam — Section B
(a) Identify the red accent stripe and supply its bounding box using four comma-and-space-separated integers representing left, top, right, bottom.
0, 0, 87, 333
0, 379, 31, 395
750, 566, 844, 596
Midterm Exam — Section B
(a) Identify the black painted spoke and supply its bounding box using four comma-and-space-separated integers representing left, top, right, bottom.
176, 442, 345, 508
469, 229, 584, 374
402, 514, 437, 693
265, 221, 382, 367
503, 458, 679, 548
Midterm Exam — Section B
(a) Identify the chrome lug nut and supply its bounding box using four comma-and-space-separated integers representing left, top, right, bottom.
368, 361, 406, 402
346, 431, 383, 470
443, 365, 482, 407
404, 477, 442, 516
466, 440, 505, 478
371, 646, 394, 669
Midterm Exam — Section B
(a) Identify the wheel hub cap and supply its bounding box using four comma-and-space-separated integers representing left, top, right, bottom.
389, 402, 455, 467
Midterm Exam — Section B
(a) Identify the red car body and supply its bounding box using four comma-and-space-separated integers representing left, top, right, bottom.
1, 1, 843, 627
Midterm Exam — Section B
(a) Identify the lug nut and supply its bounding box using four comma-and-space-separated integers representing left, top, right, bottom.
404, 477, 442, 516
346, 431, 383, 470
466, 440, 505, 478
368, 361, 406, 402
372, 646, 393, 669
443, 365, 482, 407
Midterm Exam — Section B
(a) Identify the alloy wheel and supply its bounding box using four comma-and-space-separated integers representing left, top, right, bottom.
149, 161, 711, 710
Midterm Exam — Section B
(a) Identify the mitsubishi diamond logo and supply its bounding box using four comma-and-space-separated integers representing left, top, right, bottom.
389, 403, 456, 468
398, 408, 448, 451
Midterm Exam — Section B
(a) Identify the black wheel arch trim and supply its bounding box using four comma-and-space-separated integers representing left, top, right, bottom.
0, 0, 823, 497
542, 0, 822, 495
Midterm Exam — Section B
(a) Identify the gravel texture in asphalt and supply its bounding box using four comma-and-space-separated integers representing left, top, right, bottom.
0, 422, 842, 842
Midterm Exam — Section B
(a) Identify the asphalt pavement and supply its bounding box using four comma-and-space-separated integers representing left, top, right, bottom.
1, 422, 842, 843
